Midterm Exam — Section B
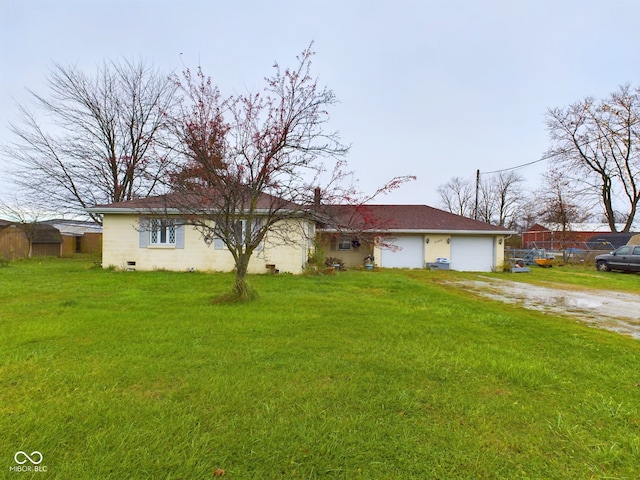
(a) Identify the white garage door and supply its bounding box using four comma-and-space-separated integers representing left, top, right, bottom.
450, 236, 495, 272
380, 236, 424, 268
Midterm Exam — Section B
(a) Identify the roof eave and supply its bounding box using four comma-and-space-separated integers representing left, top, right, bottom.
86, 207, 308, 217
86, 207, 184, 215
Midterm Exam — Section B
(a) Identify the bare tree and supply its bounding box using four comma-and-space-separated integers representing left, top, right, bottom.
0, 198, 46, 258
438, 172, 524, 228
535, 168, 591, 227
475, 175, 498, 225
532, 168, 593, 252
437, 177, 474, 217
167, 45, 412, 301
487, 171, 525, 228
5, 59, 178, 224
546, 84, 640, 232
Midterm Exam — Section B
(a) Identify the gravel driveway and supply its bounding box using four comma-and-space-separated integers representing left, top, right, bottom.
451, 277, 640, 339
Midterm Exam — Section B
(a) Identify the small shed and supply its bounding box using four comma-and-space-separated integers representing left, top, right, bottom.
32, 224, 63, 256
43, 219, 103, 256
0, 219, 63, 260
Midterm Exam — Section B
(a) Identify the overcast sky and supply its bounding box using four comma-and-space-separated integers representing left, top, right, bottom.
1, 0, 639, 209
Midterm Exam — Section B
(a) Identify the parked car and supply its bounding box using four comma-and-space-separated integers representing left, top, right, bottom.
595, 245, 640, 273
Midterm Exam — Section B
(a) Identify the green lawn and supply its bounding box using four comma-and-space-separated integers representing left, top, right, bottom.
1, 258, 639, 479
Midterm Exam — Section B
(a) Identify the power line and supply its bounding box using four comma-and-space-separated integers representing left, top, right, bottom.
472, 118, 639, 220
480, 118, 640, 176
481, 153, 551, 175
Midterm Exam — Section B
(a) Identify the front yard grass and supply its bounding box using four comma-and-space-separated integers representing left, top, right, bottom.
1, 258, 639, 479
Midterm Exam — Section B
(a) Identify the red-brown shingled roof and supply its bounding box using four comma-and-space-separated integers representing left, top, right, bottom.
90, 195, 512, 234
317, 204, 513, 233
89, 191, 299, 212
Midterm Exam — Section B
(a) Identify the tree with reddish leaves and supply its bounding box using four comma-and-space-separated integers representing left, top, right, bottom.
168, 45, 413, 301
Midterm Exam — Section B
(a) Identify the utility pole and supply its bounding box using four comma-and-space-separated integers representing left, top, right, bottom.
474, 169, 480, 220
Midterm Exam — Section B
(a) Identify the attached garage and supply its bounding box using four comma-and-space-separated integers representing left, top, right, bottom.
449, 236, 495, 272
379, 235, 424, 268
316, 204, 514, 272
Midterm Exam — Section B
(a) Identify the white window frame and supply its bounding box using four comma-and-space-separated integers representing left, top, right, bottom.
149, 218, 176, 246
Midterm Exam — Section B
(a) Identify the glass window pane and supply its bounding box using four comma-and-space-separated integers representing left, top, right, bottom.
149, 218, 176, 245
338, 237, 351, 251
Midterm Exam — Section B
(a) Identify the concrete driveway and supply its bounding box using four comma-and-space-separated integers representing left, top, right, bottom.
450, 277, 640, 339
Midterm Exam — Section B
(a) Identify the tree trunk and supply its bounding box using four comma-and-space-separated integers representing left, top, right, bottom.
602, 177, 618, 232
623, 204, 637, 232
231, 254, 258, 302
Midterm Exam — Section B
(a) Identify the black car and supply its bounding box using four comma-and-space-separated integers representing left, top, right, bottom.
595, 245, 640, 273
